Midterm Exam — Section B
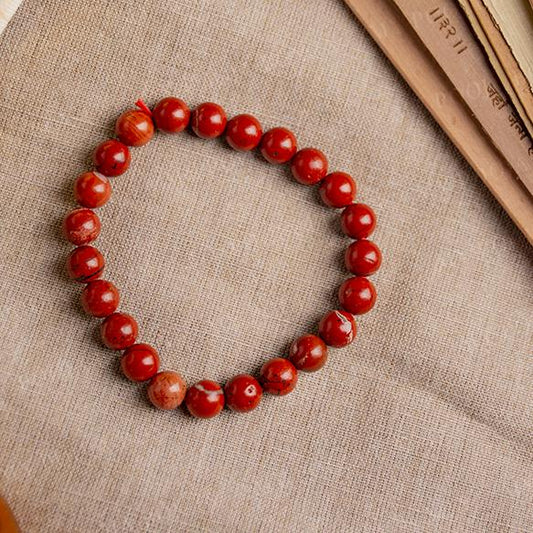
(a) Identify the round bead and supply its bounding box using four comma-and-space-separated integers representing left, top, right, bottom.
289, 334, 328, 372
224, 374, 262, 413
62, 208, 101, 245
341, 203, 376, 239
93, 139, 131, 177
318, 310, 357, 348
147, 370, 187, 410
290, 148, 328, 185
319, 171, 357, 208
225, 114, 262, 151
345, 239, 382, 276
115, 109, 154, 147
121, 343, 160, 382
152, 97, 190, 134
338, 277, 377, 315
100, 312, 138, 350
191, 102, 227, 139
185, 380, 225, 419
81, 279, 119, 318
73, 171, 112, 208
66, 245, 104, 283
259, 357, 298, 396
260, 127, 297, 164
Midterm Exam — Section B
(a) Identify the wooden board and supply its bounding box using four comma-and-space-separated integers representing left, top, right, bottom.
392, 0, 533, 196
458, 0, 533, 139
481, 0, 533, 92
468, 0, 533, 130
343, 0, 533, 245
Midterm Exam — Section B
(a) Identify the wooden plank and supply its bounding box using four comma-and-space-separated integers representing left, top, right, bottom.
457, 0, 533, 139
392, 0, 533, 196
343, 0, 533, 244
468, 0, 533, 129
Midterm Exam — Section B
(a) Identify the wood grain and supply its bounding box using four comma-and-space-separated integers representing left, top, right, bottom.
343, 0, 533, 244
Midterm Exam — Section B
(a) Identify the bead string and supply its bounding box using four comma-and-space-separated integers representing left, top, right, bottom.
63, 98, 382, 419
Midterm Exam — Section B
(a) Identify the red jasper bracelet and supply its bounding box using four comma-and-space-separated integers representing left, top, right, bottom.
63, 98, 382, 419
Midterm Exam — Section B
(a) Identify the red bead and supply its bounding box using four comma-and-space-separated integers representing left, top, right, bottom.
100, 312, 138, 350
93, 139, 131, 177
73, 171, 112, 208
224, 374, 262, 413
81, 279, 119, 317
345, 239, 382, 276
121, 343, 160, 382
185, 380, 225, 419
260, 127, 297, 164
225, 114, 263, 151
290, 148, 328, 185
62, 208, 101, 245
152, 97, 190, 134
147, 370, 187, 410
289, 334, 328, 372
191, 102, 227, 139
66, 245, 105, 283
259, 357, 298, 396
338, 277, 377, 315
115, 109, 154, 147
341, 203, 376, 239
318, 310, 357, 348
319, 171, 356, 208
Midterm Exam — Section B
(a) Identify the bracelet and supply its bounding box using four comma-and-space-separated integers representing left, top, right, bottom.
62, 97, 382, 419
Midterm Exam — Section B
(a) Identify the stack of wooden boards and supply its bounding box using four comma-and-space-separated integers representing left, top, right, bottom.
344, 0, 533, 244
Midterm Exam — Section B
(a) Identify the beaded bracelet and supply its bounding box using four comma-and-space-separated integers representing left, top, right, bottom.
63, 98, 382, 419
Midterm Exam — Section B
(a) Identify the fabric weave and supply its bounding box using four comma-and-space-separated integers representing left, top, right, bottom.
0, 1, 531, 531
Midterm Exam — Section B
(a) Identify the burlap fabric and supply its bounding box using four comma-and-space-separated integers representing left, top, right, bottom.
0, 1, 531, 531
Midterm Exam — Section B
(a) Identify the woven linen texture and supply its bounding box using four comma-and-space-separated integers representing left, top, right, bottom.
0, 1, 531, 531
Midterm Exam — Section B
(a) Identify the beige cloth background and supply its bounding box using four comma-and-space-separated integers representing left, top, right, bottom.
0, 1, 531, 531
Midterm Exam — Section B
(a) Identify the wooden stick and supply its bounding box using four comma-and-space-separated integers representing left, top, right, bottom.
343, 0, 533, 244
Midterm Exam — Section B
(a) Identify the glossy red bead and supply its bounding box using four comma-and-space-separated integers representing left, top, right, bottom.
121, 343, 160, 382
224, 374, 262, 413
290, 148, 328, 185
115, 109, 154, 147
318, 310, 357, 348
289, 334, 328, 372
62, 208, 101, 245
66, 245, 105, 283
152, 97, 190, 134
185, 380, 225, 419
81, 279, 119, 317
260, 127, 297, 164
259, 357, 298, 396
341, 203, 376, 239
93, 139, 131, 177
319, 171, 357, 208
345, 239, 382, 276
100, 312, 138, 350
147, 370, 187, 410
191, 102, 227, 139
338, 277, 377, 315
74, 171, 112, 208
225, 114, 263, 151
